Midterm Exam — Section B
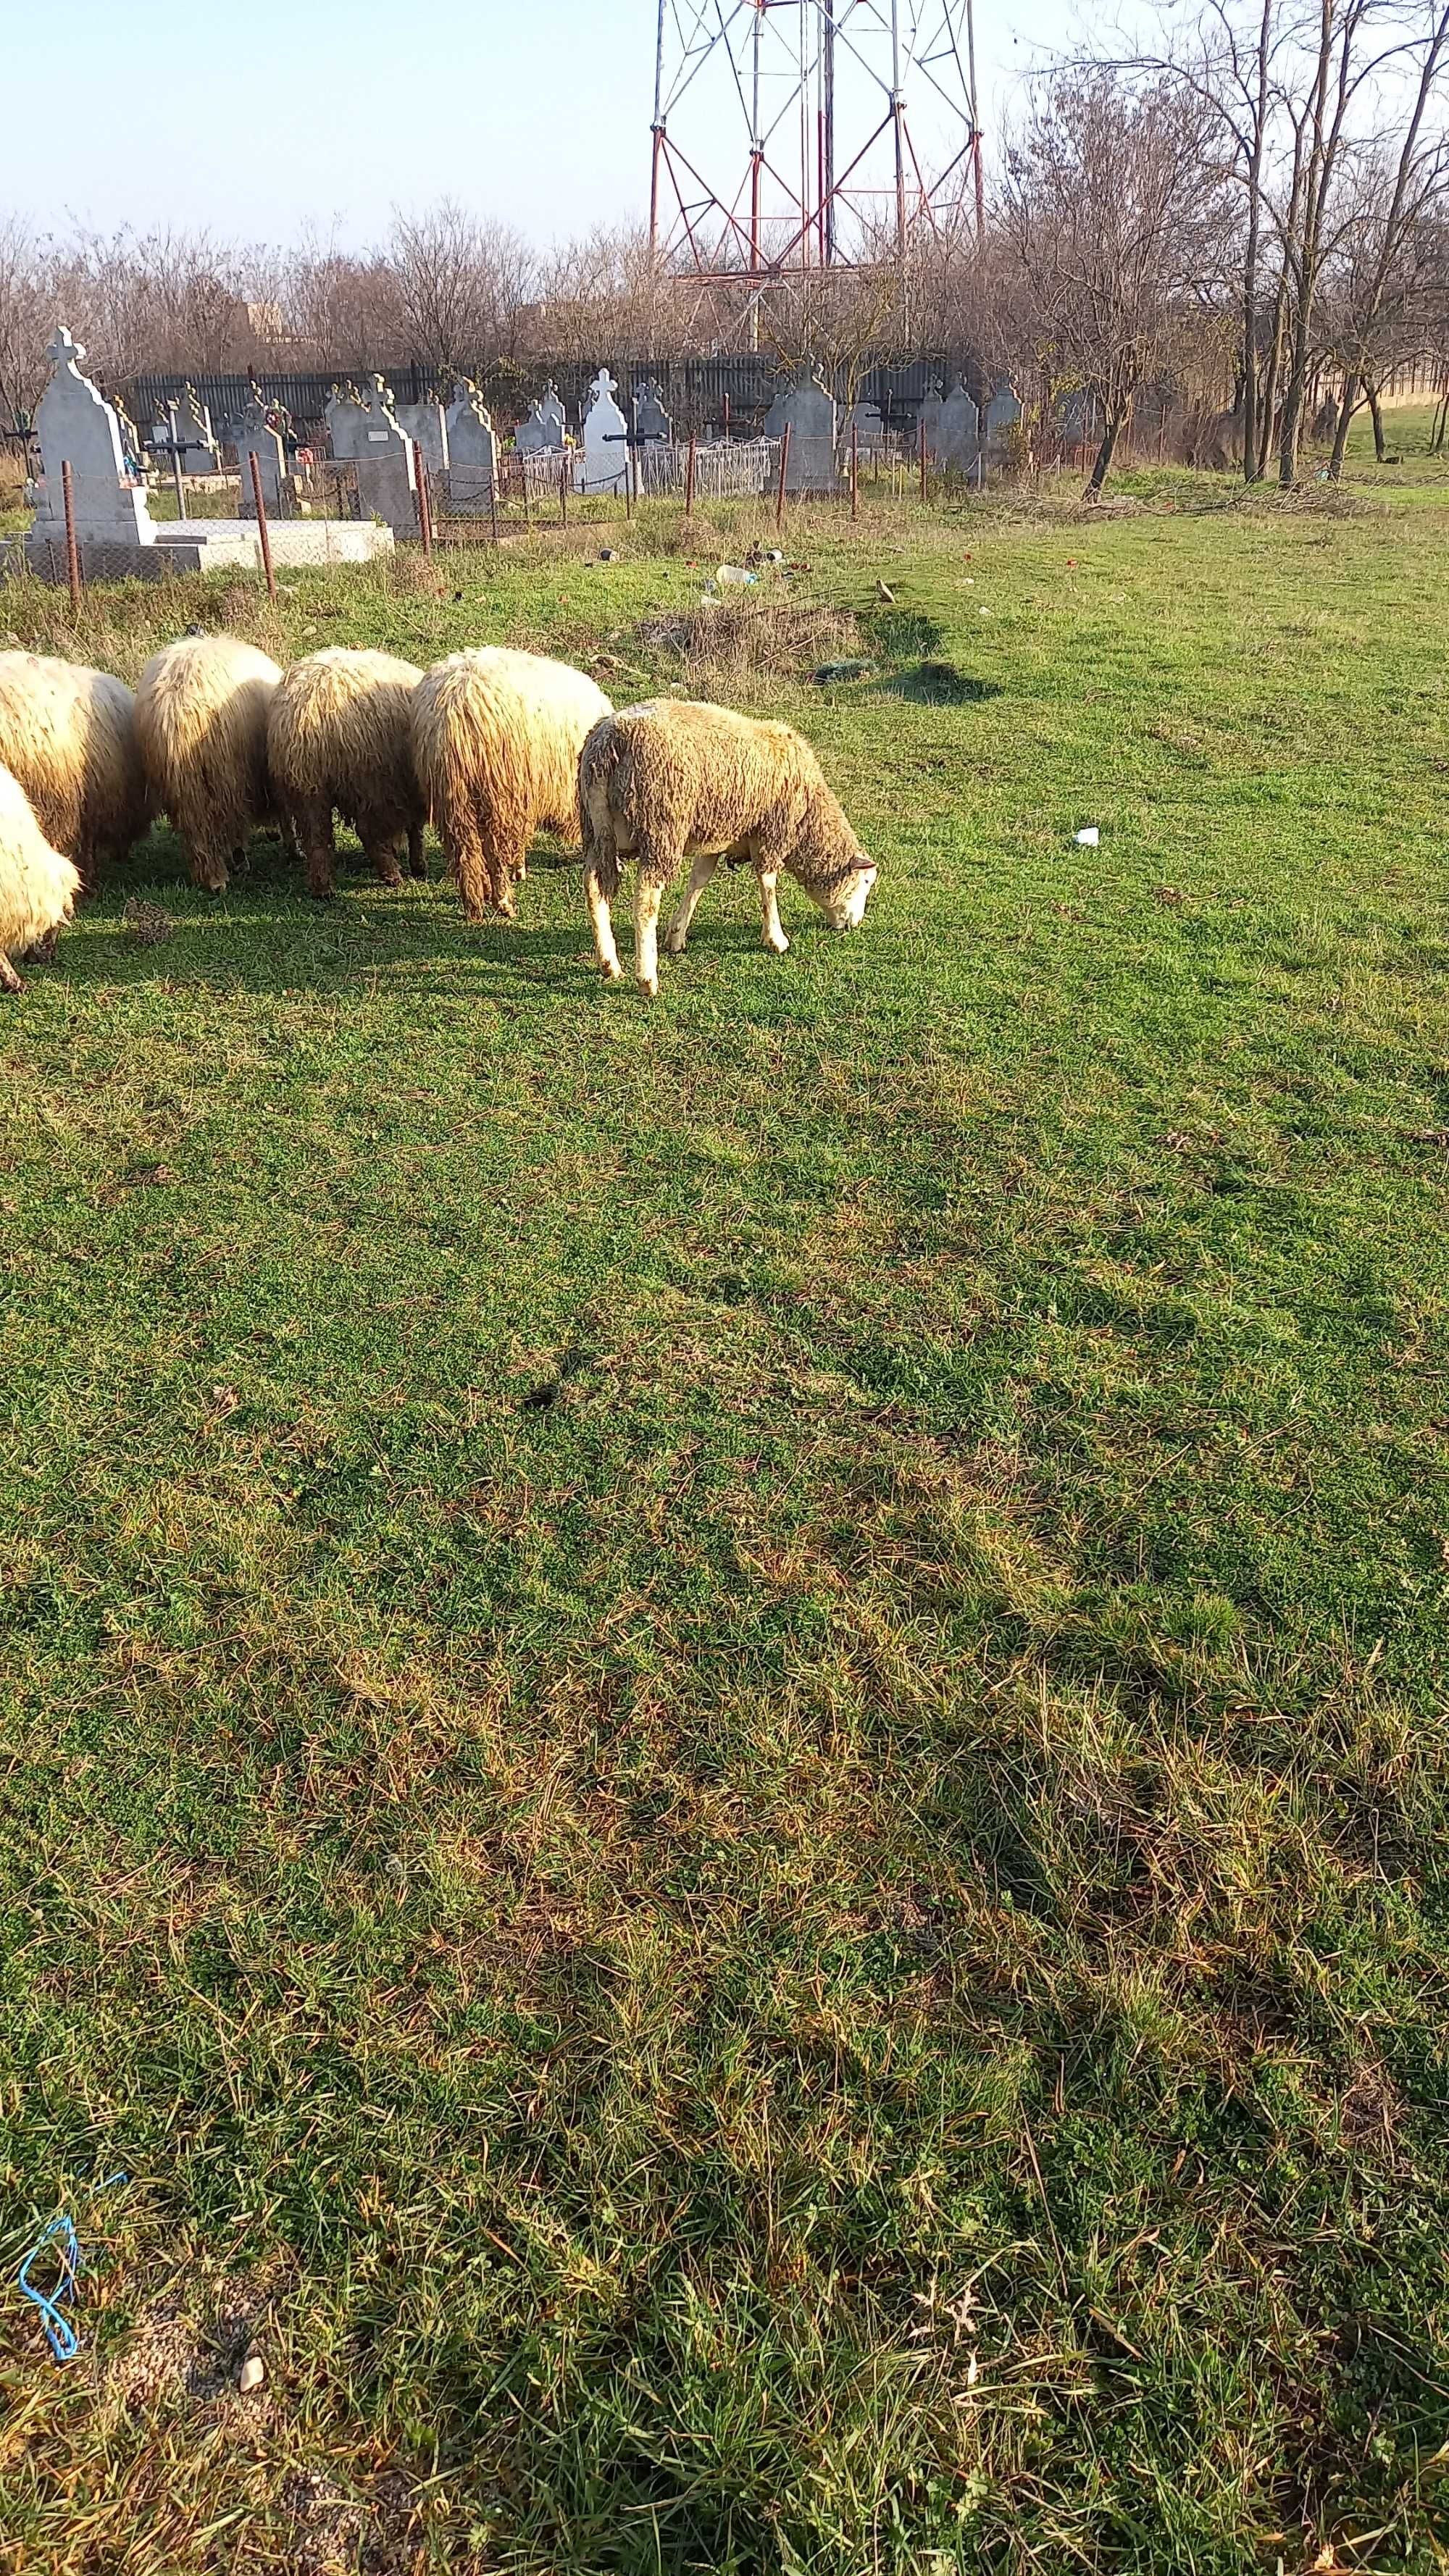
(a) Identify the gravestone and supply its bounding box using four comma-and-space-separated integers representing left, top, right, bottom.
761, 377, 793, 440
325, 384, 369, 462
935, 380, 980, 470
517, 382, 567, 453
984, 382, 1022, 451
632, 380, 672, 444
778, 369, 837, 492
577, 368, 629, 495
917, 385, 944, 457
396, 399, 449, 471
350, 377, 417, 531
175, 383, 221, 473
840, 398, 884, 459
444, 384, 499, 509
230, 394, 290, 517
25, 327, 156, 569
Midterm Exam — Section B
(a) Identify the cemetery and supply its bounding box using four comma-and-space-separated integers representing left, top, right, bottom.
12, 330, 1032, 586
3, 175, 1448, 2576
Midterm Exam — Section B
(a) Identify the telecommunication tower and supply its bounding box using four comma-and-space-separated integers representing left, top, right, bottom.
648, 0, 984, 283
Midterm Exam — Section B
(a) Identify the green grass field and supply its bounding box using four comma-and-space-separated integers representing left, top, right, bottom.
3, 412, 1449, 2573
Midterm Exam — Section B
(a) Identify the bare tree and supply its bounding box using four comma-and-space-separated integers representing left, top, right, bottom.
0, 219, 52, 434
1001, 70, 1228, 492
388, 201, 538, 379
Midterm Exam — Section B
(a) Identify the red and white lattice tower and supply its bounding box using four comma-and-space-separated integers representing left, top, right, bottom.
648, 0, 984, 281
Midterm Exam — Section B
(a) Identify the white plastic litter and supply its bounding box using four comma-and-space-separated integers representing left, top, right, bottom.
238, 2354, 266, 2393
1074, 827, 1100, 847
717, 563, 756, 587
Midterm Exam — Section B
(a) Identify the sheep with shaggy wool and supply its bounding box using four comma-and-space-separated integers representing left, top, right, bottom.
0, 651, 150, 890
579, 697, 877, 996
0, 762, 82, 992
136, 635, 284, 892
268, 648, 427, 898
411, 647, 611, 921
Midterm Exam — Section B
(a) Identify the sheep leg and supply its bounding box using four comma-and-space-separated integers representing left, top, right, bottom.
191, 844, 230, 895
407, 824, 427, 880
360, 819, 403, 888
295, 796, 336, 900
758, 869, 790, 956
633, 878, 667, 998
585, 854, 623, 982
0, 952, 22, 994
665, 851, 719, 955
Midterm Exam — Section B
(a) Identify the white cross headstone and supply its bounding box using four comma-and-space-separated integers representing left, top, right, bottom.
325, 385, 369, 463
577, 369, 629, 495
351, 377, 417, 530
984, 382, 1022, 446
175, 384, 220, 474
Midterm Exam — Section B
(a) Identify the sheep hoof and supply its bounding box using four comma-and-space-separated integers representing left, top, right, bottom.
599, 957, 625, 982
638, 977, 660, 1000
665, 931, 688, 955
764, 934, 790, 956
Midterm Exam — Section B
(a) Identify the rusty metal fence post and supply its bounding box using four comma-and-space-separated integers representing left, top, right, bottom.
685, 431, 696, 520
560, 460, 569, 528
919, 414, 928, 501
774, 424, 790, 531
61, 460, 82, 614
249, 452, 277, 602
851, 420, 859, 519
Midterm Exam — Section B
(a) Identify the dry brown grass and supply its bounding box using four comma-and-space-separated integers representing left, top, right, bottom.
635, 593, 864, 690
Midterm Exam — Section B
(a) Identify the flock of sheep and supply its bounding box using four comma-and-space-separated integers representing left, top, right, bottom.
0, 632, 878, 1000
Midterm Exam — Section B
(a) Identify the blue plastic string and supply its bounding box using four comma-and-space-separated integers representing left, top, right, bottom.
15, 2171, 129, 2364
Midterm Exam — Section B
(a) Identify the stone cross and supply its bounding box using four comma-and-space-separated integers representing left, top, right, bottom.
632, 380, 672, 444
351, 377, 417, 531
444, 384, 499, 508
230, 393, 288, 517
28, 326, 156, 548
517, 382, 567, 454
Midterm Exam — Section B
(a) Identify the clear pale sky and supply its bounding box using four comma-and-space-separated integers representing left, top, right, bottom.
1, 0, 1103, 251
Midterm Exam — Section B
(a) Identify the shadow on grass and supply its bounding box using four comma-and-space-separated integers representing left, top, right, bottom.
882, 660, 1000, 705
51, 831, 838, 1005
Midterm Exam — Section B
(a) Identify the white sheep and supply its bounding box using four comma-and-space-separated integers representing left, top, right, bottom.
136, 634, 284, 892
0, 650, 150, 889
0, 761, 82, 992
579, 697, 877, 995
411, 647, 611, 920
267, 647, 426, 898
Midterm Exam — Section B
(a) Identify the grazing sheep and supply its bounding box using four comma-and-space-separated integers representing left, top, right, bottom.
267, 647, 426, 898
411, 647, 611, 921
135, 635, 283, 892
579, 698, 877, 996
0, 650, 150, 889
0, 762, 81, 992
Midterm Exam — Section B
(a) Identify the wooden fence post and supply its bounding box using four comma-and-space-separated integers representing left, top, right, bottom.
249, 452, 277, 602
61, 460, 81, 614
414, 443, 433, 564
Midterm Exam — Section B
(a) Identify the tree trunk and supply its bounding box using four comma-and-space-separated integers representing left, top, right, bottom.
1328, 371, 1359, 480
1086, 403, 1127, 495
1256, 275, 1287, 481
1242, 0, 1274, 485
1366, 379, 1386, 461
